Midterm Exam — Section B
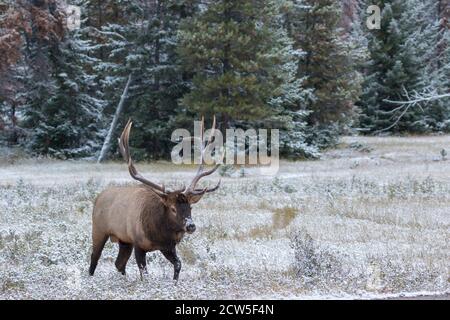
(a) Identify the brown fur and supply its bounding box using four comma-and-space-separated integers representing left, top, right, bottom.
89, 185, 195, 279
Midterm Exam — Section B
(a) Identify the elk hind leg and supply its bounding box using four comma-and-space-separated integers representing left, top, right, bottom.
89, 232, 108, 276
115, 242, 133, 275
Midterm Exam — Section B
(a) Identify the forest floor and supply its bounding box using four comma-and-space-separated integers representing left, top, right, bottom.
0, 135, 449, 299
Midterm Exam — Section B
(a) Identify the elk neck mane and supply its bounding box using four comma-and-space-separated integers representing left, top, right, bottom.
137, 186, 184, 246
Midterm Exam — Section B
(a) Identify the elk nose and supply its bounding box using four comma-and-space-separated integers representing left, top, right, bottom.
186, 223, 196, 233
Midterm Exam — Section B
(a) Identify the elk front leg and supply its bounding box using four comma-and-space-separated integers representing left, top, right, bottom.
134, 246, 148, 280
161, 247, 181, 281
115, 242, 133, 275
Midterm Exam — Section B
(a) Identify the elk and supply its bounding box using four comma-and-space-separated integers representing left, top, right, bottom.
89, 117, 220, 281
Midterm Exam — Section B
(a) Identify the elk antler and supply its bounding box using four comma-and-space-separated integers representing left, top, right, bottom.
118, 120, 167, 196
184, 116, 221, 196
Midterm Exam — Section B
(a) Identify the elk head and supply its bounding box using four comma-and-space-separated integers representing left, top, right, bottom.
118, 117, 221, 234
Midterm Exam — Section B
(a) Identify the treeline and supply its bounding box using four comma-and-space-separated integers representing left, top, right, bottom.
0, 0, 449, 160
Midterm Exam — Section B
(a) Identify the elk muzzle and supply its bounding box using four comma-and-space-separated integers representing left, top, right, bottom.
185, 218, 196, 234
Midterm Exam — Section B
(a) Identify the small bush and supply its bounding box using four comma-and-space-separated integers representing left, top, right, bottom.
289, 229, 349, 289
218, 164, 236, 177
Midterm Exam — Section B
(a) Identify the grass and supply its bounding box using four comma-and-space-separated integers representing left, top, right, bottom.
272, 206, 298, 229
0, 135, 449, 299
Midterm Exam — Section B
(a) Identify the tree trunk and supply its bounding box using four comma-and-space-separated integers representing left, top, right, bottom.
97, 74, 132, 163
10, 101, 17, 145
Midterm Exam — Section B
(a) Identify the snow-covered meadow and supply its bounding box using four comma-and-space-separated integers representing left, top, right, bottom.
0, 136, 449, 299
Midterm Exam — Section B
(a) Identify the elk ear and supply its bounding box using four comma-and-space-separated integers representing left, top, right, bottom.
187, 193, 205, 204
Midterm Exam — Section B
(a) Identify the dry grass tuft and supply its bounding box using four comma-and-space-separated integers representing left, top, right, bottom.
272, 206, 298, 230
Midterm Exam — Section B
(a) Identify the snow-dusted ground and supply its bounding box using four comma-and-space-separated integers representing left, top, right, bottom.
0, 135, 449, 299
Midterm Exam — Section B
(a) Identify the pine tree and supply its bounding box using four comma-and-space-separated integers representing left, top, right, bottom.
416, 0, 450, 131
14, 0, 63, 155
286, 0, 364, 128
8, 0, 106, 158
124, 0, 200, 160
358, 0, 447, 133
178, 0, 305, 133
438, 29, 450, 130
90, 0, 198, 160
0, 0, 60, 145
23, 30, 105, 158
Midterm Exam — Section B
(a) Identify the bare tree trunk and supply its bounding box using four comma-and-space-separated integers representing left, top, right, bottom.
97, 74, 132, 163
10, 101, 17, 145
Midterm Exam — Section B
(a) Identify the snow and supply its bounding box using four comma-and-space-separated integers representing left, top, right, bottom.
0, 135, 449, 299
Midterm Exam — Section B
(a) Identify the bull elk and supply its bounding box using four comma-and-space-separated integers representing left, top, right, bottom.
89, 117, 221, 281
